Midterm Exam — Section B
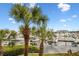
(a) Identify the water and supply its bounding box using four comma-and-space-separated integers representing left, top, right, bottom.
44, 43, 79, 54
44, 31, 79, 54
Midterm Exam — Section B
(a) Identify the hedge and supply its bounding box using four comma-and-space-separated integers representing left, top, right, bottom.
3, 45, 39, 56
29, 45, 39, 53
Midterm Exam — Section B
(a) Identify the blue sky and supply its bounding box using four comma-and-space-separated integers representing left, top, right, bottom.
0, 3, 79, 31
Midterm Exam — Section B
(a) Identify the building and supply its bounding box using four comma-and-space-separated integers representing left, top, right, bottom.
2, 30, 79, 53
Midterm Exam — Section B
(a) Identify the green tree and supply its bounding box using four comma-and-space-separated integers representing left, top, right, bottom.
31, 6, 42, 29
47, 30, 55, 46
10, 4, 48, 56
37, 16, 48, 56
31, 26, 37, 37
10, 4, 32, 56
10, 30, 17, 39
8, 30, 17, 47
0, 29, 9, 55
32, 6, 48, 56
30, 26, 37, 46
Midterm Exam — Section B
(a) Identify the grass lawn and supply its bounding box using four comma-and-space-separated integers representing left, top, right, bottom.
21, 52, 79, 56
27, 53, 64, 56
3, 45, 79, 56
27, 53, 66, 56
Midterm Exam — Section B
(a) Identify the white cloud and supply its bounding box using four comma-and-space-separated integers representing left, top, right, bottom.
57, 3, 71, 12
72, 14, 77, 18
29, 3, 36, 8
60, 19, 66, 22
67, 18, 72, 21
11, 21, 16, 24
67, 15, 77, 21
9, 18, 14, 21
29, 3, 40, 8
9, 18, 16, 24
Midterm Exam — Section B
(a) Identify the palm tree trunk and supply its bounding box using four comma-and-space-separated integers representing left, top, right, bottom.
39, 40, 44, 56
22, 27, 30, 56
0, 40, 3, 56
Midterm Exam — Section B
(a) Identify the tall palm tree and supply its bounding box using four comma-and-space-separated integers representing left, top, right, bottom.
10, 4, 32, 56
31, 6, 42, 29
32, 6, 48, 56
38, 26, 47, 56
10, 4, 48, 56
47, 30, 55, 46
29, 27, 37, 46
37, 15, 48, 56
10, 4, 43, 56
0, 29, 9, 55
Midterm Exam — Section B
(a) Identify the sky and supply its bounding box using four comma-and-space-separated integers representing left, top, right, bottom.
0, 3, 79, 31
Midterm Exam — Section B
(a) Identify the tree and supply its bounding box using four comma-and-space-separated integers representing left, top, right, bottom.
37, 15, 48, 56
32, 6, 48, 56
30, 26, 37, 37
8, 30, 17, 47
38, 26, 47, 56
10, 4, 48, 56
31, 6, 42, 29
47, 30, 55, 46
0, 29, 9, 55
10, 30, 17, 39
10, 4, 43, 56
30, 26, 37, 46
10, 4, 32, 56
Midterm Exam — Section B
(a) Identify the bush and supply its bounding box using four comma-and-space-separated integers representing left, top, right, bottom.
3, 45, 39, 56
3, 48, 24, 56
29, 45, 39, 53
3, 45, 24, 56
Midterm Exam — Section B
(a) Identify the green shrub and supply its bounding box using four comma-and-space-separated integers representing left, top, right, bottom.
3, 45, 39, 56
3, 45, 24, 56
3, 48, 24, 56
29, 46, 39, 53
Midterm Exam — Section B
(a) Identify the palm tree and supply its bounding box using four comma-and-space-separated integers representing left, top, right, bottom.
0, 29, 9, 55
31, 6, 42, 29
47, 30, 55, 45
38, 26, 47, 56
10, 4, 48, 56
10, 4, 32, 56
10, 4, 42, 56
8, 30, 17, 47
31, 26, 37, 37
30, 27, 37, 46
32, 6, 48, 56
10, 30, 17, 39
37, 16, 48, 56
